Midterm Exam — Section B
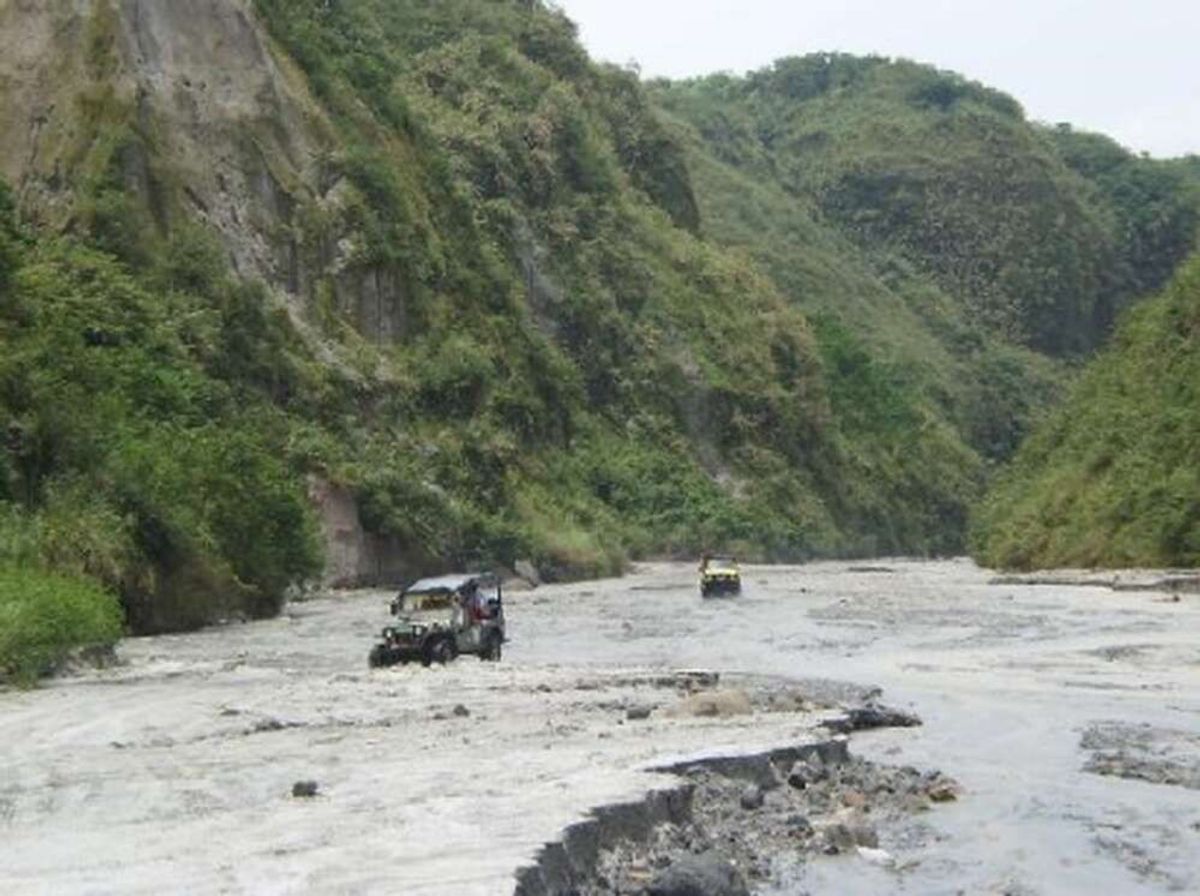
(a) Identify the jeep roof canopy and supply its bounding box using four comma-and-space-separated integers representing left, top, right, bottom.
402, 573, 496, 594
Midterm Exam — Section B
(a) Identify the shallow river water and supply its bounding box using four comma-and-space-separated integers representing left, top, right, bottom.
2, 560, 1198, 894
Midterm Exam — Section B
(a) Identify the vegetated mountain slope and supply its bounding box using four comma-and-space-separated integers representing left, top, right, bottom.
1, 2, 1195, 670
972, 255, 1200, 569
651, 56, 1200, 461
0, 0, 937, 662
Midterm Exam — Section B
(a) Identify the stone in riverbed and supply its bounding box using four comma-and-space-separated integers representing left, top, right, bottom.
822, 704, 922, 734
291, 780, 319, 798
787, 759, 827, 789
647, 852, 750, 896
739, 784, 764, 810
666, 689, 753, 719
817, 812, 879, 854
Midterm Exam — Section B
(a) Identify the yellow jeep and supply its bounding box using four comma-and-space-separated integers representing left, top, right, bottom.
700, 556, 741, 597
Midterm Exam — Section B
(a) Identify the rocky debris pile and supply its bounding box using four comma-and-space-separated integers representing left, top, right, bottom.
518, 740, 959, 895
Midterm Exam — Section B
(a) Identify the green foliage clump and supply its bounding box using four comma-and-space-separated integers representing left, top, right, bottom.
972, 256, 1200, 569
0, 566, 123, 686
0, 216, 322, 637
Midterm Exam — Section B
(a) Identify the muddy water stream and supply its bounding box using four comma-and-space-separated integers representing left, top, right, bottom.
2, 560, 1198, 894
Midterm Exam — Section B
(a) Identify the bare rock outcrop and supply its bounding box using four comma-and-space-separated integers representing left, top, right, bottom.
0, 0, 332, 287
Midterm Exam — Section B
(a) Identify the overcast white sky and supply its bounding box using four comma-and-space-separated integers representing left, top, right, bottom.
554, 0, 1199, 158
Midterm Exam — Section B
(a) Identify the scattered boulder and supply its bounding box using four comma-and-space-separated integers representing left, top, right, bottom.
816, 812, 879, 854
796, 739, 851, 767
667, 689, 753, 719
926, 778, 960, 802
739, 785, 764, 810
786, 759, 827, 790
627, 705, 653, 721
785, 814, 814, 837
647, 852, 750, 896
291, 780, 319, 799
452, 704, 471, 718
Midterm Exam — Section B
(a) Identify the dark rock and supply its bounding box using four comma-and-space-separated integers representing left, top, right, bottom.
739, 785, 764, 810
786, 759, 826, 789
452, 704, 471, 718
648, 852, 750, 896
627, 705, 653, 721
822, 704, 922, 734
292, 780, 319, 798
926, 778, 960, 802
785, 814, 814, 836
794, 739, 851, 767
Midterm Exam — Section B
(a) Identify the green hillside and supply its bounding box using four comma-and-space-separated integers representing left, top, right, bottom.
2, 2, 1197, 679
651, 56, 1198, 448
654, 57, 1199, 351
972, 256, 1200, 569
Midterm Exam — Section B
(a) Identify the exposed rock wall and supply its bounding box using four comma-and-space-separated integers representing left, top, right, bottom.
307, 478, 415, 588
0, 0, 332, 284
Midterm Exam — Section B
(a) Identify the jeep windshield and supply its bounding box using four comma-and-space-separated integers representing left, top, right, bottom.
392, 573, 499, 621
704, 557, 739, 572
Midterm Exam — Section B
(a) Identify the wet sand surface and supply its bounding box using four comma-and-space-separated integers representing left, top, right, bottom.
2, 559, 1198, 894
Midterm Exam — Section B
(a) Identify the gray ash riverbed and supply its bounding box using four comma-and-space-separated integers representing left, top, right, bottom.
2, 560, 1199, 894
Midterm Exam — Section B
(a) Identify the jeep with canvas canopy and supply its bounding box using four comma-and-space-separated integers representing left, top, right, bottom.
368, 573, 506, 668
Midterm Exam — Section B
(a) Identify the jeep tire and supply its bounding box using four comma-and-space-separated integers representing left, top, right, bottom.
480, 631, 503, 662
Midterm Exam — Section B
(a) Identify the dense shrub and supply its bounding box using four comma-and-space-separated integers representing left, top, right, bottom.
972, 257, 1200, 569
0, 566, 123, 685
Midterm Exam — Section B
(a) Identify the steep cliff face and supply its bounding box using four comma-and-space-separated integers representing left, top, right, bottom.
0, 0, 332, 288
0, 1, 421, 583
